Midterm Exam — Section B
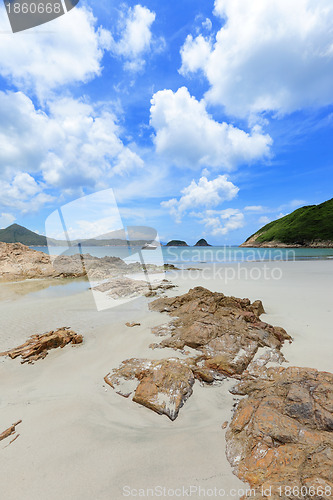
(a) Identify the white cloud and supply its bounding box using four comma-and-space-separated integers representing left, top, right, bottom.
180, 35, 213, 75
0, 7, 111, 98
244, 205, 265, 212
259, 216, 271, 225
180, 0, 333, 117
150, 87, 272, 170
161, 175, 238, 223
0, 213, 16, 228
0, 91, 144, 195
0, 173, 54, 213
202, 18, 213, 32
109, 4, 162, 72
278, 199, 306, 210
194, 208, 245, 235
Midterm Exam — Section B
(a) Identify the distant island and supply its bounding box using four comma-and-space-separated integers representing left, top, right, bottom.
0, 224, 158, 247
0, 225, 215, 248
194, 239, 211, 246
166, 240, 189, 247
241, 198, 333, 247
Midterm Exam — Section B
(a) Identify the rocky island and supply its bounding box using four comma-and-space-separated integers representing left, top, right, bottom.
194, 238, 211, 246
166, 240, 189, 246
241, 198, 333, 247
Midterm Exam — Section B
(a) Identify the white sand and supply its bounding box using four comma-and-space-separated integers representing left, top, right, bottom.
0, 260, 332, 499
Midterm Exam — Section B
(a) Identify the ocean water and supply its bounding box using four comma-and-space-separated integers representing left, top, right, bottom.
30, 245, 333, 265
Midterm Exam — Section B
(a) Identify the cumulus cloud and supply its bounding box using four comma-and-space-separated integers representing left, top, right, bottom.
180, 35, 213, 74
0, 7, 111, 98
0, 91, 143, 195
180, 0, 333, 117
109, 4, 163, 72
0, 213, 16, 228
0, 173, 54, 213
150, 87, 272, 170
161, 175, 238, 222
194, 208, 245, 235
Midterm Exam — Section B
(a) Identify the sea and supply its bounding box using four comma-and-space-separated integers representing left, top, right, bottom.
30, 245, 333, 266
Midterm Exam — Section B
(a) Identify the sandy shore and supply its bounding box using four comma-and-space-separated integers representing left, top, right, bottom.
0, 260, 332, 499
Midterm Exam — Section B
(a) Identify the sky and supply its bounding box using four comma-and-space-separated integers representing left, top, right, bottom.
0, 0, 332, 245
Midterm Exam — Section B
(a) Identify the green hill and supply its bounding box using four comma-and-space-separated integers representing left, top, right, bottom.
0, 224, 160, 247
0, 224, 48, 246
241, 198, 333, 247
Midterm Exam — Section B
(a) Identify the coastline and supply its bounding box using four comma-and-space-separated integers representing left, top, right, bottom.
0, 260, 332, 499
240, 239, 333, 248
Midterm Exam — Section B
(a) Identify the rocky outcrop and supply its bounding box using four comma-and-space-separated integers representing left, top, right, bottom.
0, 242, 179, 282
107, 287, 290, 418
104, 358, 195, 420
0, 327, 83, 364
226, 366, 333, 499
149, 287, 290, 379
92, 277, 176, 299
0, 242, 57, 280
103, 285, 333, 496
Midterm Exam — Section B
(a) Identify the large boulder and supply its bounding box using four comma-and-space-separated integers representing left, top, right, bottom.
149, 287, 290, 379
226, 366, 333, 499
105, 358, 195, 420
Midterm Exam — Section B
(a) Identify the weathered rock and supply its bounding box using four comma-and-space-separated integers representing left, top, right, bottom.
92, 277, 176, 300
0, 242, 56, 280
0, 420, 22, 442
104, 358, 195, 420
0, 242, 179, 282
0, 327, 83, 364
149, 287, 290, 380
226, 367, 333, 499
125, 322, 141, 328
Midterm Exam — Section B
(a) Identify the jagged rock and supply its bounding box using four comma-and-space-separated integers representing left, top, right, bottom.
0, 327, 83, 364
92, 277, 176, 300
104, 358, 195, 420
226, 367, 333, 499
0, 242, 57, 280
0, 242, 179, 282
149, 287, 290, 380
0, 420, 22, 442
106, 287, 291, 420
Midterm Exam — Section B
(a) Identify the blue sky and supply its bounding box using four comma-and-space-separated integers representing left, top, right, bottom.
0, 0, 332, 244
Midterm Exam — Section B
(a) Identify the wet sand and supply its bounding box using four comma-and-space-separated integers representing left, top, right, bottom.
0, 260, 332, 499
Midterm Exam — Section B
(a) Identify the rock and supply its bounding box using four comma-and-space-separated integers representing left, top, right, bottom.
226, 366, 333, 498
92, 277, 176, 300
125, 322, 141, 327
149, 287, 289, 380
0, 242, 178, 282
0, 242, 57, 280
0, 327, 83, 364
0, 420, 22, 442
104, 358, 195, 420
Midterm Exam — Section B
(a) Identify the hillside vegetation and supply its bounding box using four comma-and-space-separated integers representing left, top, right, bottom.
241, 198, 333, 247
0, 224, 48, 246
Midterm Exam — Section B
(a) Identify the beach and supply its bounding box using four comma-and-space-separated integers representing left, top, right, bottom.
0, 260, 332, 499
